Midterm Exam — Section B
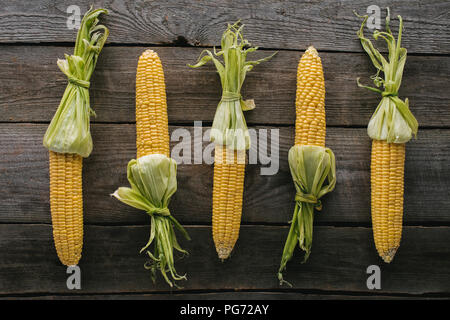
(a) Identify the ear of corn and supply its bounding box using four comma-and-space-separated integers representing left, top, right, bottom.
49, 151, 83, 266
189, 22, 275, 259
294, 46, 326, 148
45, 7, 108, 266
371, 140, 405, 262
355, 8, 418, 263
212, 145, 246, 259
113, 49, 189, 287
278, 46, 336, 285
136, 50, 170, 158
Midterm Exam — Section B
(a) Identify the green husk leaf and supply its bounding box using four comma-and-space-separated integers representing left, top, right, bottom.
241, 99, 255, 111
189, 21, 276, 150
278, 145, 336, 285
367, 96, 417, 143
112, 154, 190, 288
43, 7, 109, 157
355, 8, 418, 143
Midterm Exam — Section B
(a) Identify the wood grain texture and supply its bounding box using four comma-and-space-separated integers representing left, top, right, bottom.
0, 224, 449, 295
1, 124, 448, 225
1, 46, 448, 126
1, 0, 449, 298
0, 1, 449, 54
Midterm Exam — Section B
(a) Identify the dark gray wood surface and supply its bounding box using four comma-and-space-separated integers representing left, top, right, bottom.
0, 0, 449, 299
1, 124, 449, 225
1, 46, 449, 126
1, 224, 449, 295
0, 0, 449, 54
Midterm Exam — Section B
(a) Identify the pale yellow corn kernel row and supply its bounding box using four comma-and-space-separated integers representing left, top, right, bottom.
49, 151, 83, 266
136, 50, 170, 158
371, 140, 405, 263
212, 145, 246, 259
295, 46, 326, 147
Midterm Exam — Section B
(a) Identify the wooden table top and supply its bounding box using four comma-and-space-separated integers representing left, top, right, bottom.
0, 0, 449, 299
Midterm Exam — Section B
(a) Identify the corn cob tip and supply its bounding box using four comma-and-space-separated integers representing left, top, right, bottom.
59, 257, 81, 266
140, 49, 158, 59
380, 247, 398, 263
305, 46, 319, 57
217, 247, 233, 260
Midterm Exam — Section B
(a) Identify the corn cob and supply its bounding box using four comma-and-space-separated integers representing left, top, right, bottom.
295, 46, 326, 147
188, 22, 274, 260
278, 46, 336, 284
136, 49, 170, 157
212, 145, 246, 259
355, 9, 418, 263
49, 151, 83, 266
113, 49, 189, 287
45, 8, 108, 266
371, 140, 405, 262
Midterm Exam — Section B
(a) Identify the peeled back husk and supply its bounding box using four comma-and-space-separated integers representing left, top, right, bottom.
112, 154, 178, 212
43, 7, 108, 157
112, 154, 190, 287
288, 145, 336, 198
367, 96, 414, 143
188, 21, 276, 150
43, 57, 93, 157
355, 8, 418, 143
210, 100, 250, 151
278, 145, 336, 285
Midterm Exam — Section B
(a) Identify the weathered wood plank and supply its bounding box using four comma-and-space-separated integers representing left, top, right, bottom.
1, 46, 448, 126
1, 124, 448, 224
0, 1, 449, 54
0, 224, 448, 294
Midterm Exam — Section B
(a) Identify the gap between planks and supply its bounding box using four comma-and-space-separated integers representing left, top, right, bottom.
1, 42, 450, 57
